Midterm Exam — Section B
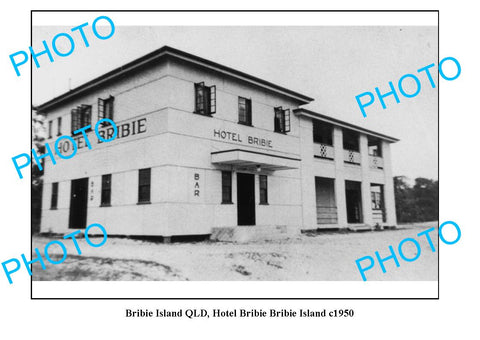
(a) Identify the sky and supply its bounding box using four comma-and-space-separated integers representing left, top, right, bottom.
32, 24, 438, 180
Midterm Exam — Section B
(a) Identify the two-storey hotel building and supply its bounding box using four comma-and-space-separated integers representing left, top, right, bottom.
35, 46, 398, 241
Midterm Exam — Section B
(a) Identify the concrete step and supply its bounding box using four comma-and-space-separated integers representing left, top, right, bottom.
347, 224, 374, 232
211, 225, 298, 243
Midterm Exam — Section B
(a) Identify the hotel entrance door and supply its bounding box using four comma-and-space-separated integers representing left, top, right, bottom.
345, 180, 363, 224
237, 173, 256, 226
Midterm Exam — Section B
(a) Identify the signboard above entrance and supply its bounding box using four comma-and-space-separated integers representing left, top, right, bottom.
213, 129, 273, 149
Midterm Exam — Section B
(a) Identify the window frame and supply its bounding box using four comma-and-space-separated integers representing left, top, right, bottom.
368, 140, 383, 157
100, 174, 112, 207
371, 191, 382, 210
50, 182, 58, 209
48, 120, 53, 139
342, 129, 360, 152
71, 104, 92, 134
80, 105, 92, 129
57, 117, 62, 136
221, 171, 233, 204
71, 108, 80, 134
138, 168, 151, 204
259, 175, 268, 205
98, 96, 115, 126
194, 82, 216, 116
313, 120, 333, 146
274, 107, 291, 134
238, 97, 252, 126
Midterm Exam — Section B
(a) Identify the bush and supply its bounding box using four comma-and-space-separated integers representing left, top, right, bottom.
394, 176, 438, 223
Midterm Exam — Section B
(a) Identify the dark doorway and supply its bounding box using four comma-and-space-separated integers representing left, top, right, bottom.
315, 177, 337, 224
345, 180, 363, 224
237, 173, 255, 226
69, 178, 89, 229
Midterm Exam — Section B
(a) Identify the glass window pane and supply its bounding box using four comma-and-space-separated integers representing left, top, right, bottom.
51, 182, 58, 209
138, 169, 151, 202
260, 175, 268, 204
101, 174, 111, 205
222, 171, 232, 203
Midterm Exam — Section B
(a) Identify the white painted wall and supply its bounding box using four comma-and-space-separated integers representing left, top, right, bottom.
40, 56, 398, 236
40, 57, 306, 236
298, 116, 398, 230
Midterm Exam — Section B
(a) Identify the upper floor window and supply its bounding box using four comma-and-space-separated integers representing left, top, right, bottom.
343, 129, 360, 151
138, 168, 151, 204
313, 121, 333, 145
194, 82, 216, 116
274, 107, 291, 133
48, 120, 53, 139
238, 97, 252, 126
71, 104, 92, 134
368, 138, 382, 157
98, 96, 114, 125
57, 117, 62, 136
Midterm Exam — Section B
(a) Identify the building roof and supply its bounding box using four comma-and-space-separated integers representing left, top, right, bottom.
34, 46, 314, 112
293, 108, 400, 143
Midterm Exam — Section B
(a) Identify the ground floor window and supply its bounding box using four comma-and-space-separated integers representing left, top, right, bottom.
371, 191, 382, 210
101, 174, 112, 206
221, 171, 232, 204
259, 175, 268, 204
371, 184, 386, 223
50, 182, 58, 209
138, 168, 151, 203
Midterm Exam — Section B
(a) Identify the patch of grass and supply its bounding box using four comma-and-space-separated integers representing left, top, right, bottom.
32, 254, 184, 281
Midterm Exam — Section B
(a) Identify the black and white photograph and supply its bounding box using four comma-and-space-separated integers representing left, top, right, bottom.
31, 21, 438, 284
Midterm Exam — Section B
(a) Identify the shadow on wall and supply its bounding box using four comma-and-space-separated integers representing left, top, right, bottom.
32, 165, 43, 234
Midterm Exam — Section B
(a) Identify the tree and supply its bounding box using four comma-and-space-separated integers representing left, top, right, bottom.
394, 176, 438, 223
32, 110, 46, 233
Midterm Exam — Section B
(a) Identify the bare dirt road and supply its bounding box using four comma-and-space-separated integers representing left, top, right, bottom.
32, 222, 438, 281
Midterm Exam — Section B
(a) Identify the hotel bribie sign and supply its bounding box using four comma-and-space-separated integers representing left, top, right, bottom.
213, 129, 273, 148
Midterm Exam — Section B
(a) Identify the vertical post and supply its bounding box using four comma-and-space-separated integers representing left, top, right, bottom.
298, 116, 317, 230
382, 141, 397, 226
360, 134, 373, 227
333, 127, 347, 227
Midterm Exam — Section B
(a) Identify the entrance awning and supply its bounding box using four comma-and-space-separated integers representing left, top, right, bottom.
211, 149, 300, 171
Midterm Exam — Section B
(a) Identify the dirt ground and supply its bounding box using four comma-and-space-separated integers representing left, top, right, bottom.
32, 222, 438, 281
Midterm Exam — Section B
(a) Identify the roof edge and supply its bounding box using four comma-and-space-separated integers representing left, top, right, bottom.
293, 108, 400, 143
34, 46, 314, 112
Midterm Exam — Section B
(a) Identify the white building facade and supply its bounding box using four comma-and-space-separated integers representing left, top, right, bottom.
37, 46, 398, 241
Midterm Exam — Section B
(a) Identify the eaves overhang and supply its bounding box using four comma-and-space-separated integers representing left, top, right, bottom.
34, 46, 314, 113
293, 108, 400, 143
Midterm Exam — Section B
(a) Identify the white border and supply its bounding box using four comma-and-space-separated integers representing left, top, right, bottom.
33, 281, 438, 299
32, 11, 438, 26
